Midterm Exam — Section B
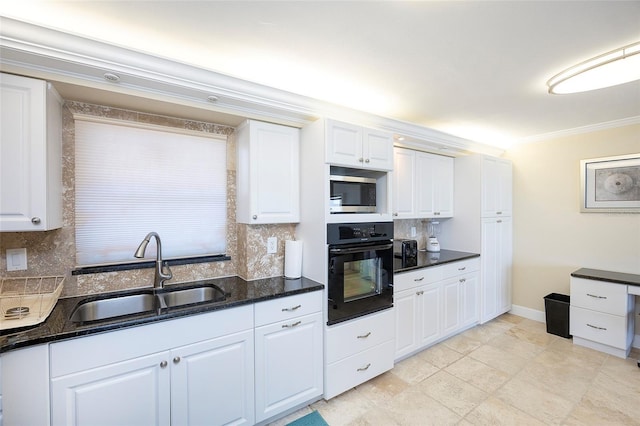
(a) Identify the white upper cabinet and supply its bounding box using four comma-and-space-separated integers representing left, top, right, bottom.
0, 73, 63, 232
393, 147, 454, 219
481, 156, 512, 217
325, 119, 393, 171
236, 120, 300, 224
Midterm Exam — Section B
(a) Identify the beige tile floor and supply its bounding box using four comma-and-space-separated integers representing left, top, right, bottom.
272, 314, 640, 426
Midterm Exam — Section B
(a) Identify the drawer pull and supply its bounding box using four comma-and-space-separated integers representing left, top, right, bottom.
357, 363, 371, 372
458, 267, 466, 271
587, 323, 607, 331
459, 278, 466, 283
160, 361, 168, 369
586, 294, 607, 299
357, 332, 372, 339
416, 290, 424, 296
282, 321, 302, 328
282, 304, 302, 312
414, 277, 425, 282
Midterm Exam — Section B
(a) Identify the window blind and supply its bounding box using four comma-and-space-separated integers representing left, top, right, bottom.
74, 118, 227, 265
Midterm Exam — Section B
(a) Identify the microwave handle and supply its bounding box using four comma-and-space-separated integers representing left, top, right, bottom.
329, 243, 393, 254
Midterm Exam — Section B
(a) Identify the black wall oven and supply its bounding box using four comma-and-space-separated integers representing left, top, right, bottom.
327, 222, 394, 325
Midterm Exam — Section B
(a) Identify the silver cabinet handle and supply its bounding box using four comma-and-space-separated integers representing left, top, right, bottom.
160, 361, 168, 368
282, 304, 301, 312
357, 332, 371, 339
459, 278, 466, 283
587, 323, 607, 331
586, 293, 607, 299
359, 157, 364, 163
173, 356, 181, 364
31, 217, 41, 224
282, 321, 301, 328
393, 212, 398, 216
414, 277, 425, 282
458, 267, 466, 271
434, 212, 440, 215
497, 211, 502, 215
357, 363, 371, 372
416, 290, 424, 296
497, 220, 502, 223
365, 158, 370, 163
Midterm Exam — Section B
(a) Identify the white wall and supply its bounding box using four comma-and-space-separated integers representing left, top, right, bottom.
505, 123, 640, 332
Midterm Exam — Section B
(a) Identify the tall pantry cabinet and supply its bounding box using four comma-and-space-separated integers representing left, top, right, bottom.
441, 155, 513, 323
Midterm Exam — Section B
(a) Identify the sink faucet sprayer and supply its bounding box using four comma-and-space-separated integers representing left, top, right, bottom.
134, 232, 173, 289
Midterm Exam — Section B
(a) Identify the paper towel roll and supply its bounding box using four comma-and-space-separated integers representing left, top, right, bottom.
284, 240, 303, 279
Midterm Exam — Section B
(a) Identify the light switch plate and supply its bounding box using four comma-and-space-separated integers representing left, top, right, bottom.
6, 248, 28, 271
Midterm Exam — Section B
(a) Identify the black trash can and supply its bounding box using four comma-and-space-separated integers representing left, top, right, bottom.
543, 293, 571, 338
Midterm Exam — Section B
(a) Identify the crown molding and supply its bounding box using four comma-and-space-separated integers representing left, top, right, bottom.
0, 16, 504, 156
515, 116, 640, 144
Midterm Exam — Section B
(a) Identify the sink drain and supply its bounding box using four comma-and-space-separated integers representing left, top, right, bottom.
5, 306, 30, 319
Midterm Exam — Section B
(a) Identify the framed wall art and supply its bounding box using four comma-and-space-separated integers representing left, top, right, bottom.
580, 153, 640, 213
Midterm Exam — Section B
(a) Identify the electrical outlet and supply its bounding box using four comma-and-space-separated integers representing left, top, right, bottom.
411, 227, 417, 237
267, 237, 277, 254
6, 248, 28, 271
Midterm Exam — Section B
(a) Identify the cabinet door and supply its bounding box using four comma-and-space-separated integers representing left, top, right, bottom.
415, 152, 436, 217
255, 312, 323, 422
51, 351, 171, 426
480, 217, 512, 323
433, 155, 454, 217
418, 284, 441, 346
481, 156, 512, 217
393, 147, 416, 218
171, 329, 255, 426
0, 73, 62, 231
441, 278, 460, 336
394, 288, 419, 359
460, 272, 480, 328
326, 120, 363, 167
363, 128, 393, 171
236, 120, 300, 224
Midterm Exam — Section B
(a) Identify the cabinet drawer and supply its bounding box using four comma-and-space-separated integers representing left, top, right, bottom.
394, 267, 442, 292
570, 306, 628, 349
570, 277, 628, 315
254, 291, 322, 326
324, 340, 394, 400
439, 258, 480, 279
325, 309, 394, 363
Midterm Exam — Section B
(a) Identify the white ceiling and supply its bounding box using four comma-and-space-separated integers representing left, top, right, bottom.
2, 1, 640, 148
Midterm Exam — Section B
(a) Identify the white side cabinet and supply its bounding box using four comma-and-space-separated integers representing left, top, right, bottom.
0, 73, 63, 232
393, 147, 454, 219
50, 306, 255, 426
443, 154, 513, 324
325, 119, 393, 171
236, 119, 300, 224
570, 276, 635, 358
254, 291, 323, 422
394, 258, 480, 361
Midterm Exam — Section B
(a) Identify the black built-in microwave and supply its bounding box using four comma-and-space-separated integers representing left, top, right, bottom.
329, 175, 376, 213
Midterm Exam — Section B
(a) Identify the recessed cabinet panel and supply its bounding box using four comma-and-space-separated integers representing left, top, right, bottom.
326, 120, 393, 171
236, 120, 300, 224
0, 73, 62, 231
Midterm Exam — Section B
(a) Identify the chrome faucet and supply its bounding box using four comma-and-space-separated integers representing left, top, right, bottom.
134, 232, 173, 289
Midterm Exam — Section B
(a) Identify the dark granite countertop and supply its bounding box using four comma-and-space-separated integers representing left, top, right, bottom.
571, 268, 640, 287
0, 276, 323, 354
394, 249, 480, 273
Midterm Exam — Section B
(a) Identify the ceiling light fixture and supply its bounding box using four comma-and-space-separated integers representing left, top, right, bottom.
103, 72, 120, 83
547, 41, 640, 94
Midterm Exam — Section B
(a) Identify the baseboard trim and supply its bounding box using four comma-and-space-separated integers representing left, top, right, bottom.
509, 305, 640, 350
509, 304, 545, 323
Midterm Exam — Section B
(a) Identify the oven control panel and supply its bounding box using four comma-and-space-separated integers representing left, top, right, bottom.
327, 222, 394, 245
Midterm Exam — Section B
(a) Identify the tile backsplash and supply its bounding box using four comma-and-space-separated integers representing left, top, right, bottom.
0, 101, 292, 298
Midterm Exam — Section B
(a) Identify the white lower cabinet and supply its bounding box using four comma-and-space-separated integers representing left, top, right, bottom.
324, 309, 395, 400
394, 258, 480, 361
50, 306, 255, 426
254, 292, 323, 423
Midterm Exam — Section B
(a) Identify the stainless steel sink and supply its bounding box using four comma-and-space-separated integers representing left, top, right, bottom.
70, 293, 158, 323
69, 284, 227, 324
160, 284, 226, 308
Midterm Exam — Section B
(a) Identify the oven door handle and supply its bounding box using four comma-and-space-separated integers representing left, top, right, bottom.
329, 243, 393, 254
